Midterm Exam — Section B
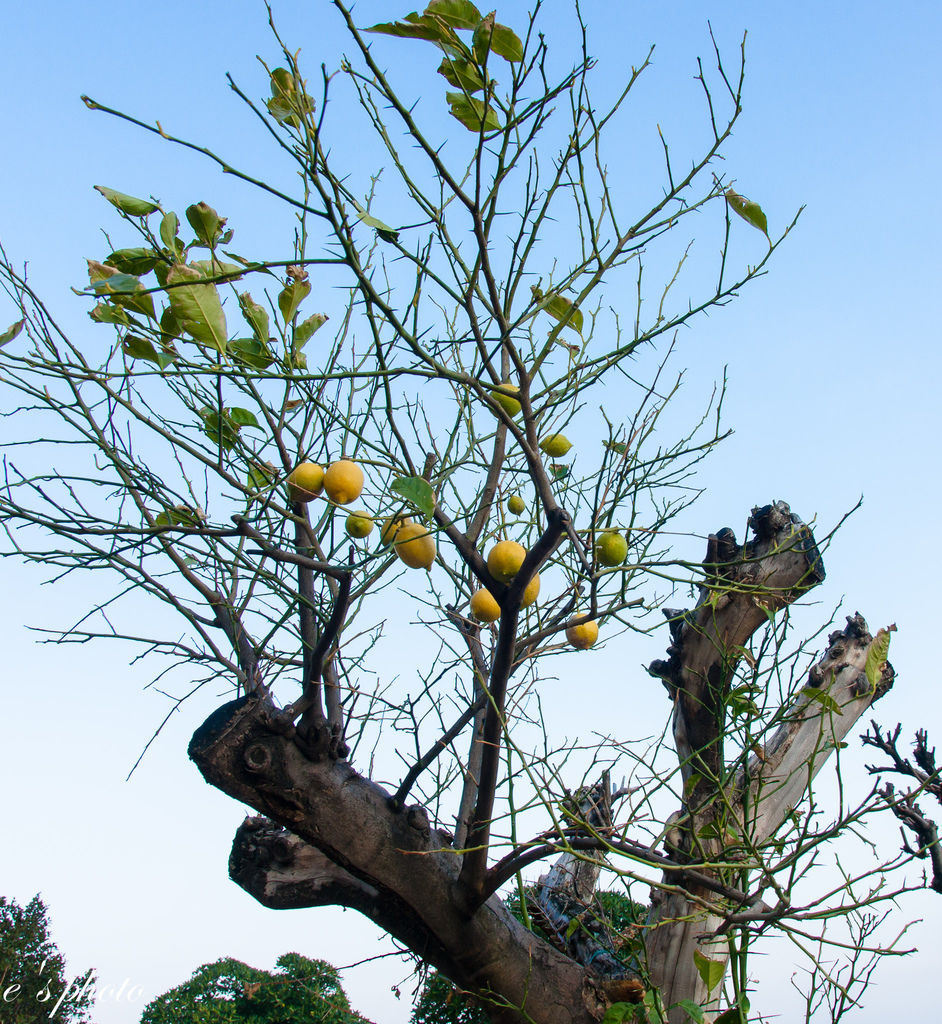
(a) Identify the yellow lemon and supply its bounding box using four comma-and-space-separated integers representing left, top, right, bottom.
566, 619, 599, 650
323, 460, 364, 505
491, 381, 521, 417
595, 531, 628, 567
507, 494, 525, 515
345, 510, 374, 539
487, 540, 527, 583
470, 588, 501, 622
395, 522, 436, 570
539, 434, 572, 457
286, 461, 325, 503
380, 514, 413, 546
520, 572, 540, 608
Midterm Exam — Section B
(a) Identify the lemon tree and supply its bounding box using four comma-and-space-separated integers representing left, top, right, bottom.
0, 5, 920, 1024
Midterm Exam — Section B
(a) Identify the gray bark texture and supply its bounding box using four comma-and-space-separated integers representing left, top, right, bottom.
189, 501, 893, 1024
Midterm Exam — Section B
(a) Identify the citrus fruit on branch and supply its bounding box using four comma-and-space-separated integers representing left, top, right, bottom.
595, 531, 628, 567
395, 523, 437, 570
539, 434, 572, 457
487, 540, 527, 583
566, 620, 599, 650
286, 462, 325, 503
323, 460, 364, 505
491, 381, 521, 417
381, 514, 412, 546
470, 588, 501, 622
345, 510, 374, 539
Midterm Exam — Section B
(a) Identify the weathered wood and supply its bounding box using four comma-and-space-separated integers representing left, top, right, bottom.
189, 697, 609, 1024
189, 501, 894, 1024
645, 504, 892, 1023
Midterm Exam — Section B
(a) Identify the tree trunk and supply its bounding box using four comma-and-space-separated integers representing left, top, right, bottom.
189, 502, 892, 1024
189, 697, 612, 1024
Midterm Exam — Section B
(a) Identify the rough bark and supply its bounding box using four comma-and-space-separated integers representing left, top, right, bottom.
645, 505, 892, 1022
189, 697, 610, 1024
188, 500, 893, 1024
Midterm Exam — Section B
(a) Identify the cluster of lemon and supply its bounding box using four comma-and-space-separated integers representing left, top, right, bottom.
468, 539, 599, 650
286, 446, 620, 650
286, 460, 436, 571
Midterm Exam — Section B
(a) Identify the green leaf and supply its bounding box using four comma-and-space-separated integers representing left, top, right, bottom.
531, 285, 584, 333
446, 91, 500, 132
676, 999, 705, 1023
159, 304, 182, 340
472, 12, 495, 61
87, 261, 139, 293
94, 185, 159, 217
801, 686, 842, 714
155, 504, 203, 528
0, 319, 25, 347
294, 312, 328, 348
352, 200, 399, 242
186, 202, 227, 248
684, 772, 703, 798
228, 407, 259, 428
601, 1004, 634, 1024
230, 337, 274, 370
87, 261, 156, 320
864, 626, 894, 694
642, 989, 664, 1024
267, 68, 314, 128
713, 1010, 743, 1024
246, 460, 276, 492
122, 335, 162, 366
277, 277, 311, 324
238, 292, 270, 344
124, 337, 174, 370
550, 463, 569, 480
437, 56, 486, 93
693, 949, 724, 994
604, 441, 629, 454
198, 407, 239, 451
391, 476, 436, 520
166, 264, 228, 353
490, 23, 524, 61
89, 303, 130, 326
160, 211, 182, 255
425, 0, 482, 29
366, 14, 461, 46
725, 188, 769, 237
106, 247, 161, 275
188, 259, 245, 282
564, 917, 580, 939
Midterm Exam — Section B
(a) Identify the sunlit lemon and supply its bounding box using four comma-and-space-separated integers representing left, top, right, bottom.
380, 514, 413, 546
323, 460, 364, 505
470, 588, 501, 622
491, 382, 521, 417
286, 462, 325, 503
566, 619, 599, 650
487, 540, 527, 583
395, 522, 436, 570
520, 572, 540, 608
539, 434, 572, 457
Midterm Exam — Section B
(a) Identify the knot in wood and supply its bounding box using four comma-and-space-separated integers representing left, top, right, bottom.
243, 742, 273, 774
406, 805, 431, 839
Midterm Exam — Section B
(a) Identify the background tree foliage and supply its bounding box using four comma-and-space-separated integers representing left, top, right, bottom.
139, 953, 372, 1024
0, 895, 94, 1024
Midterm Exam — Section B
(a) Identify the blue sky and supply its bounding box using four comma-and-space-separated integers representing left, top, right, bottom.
2, 2, 941, 1022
